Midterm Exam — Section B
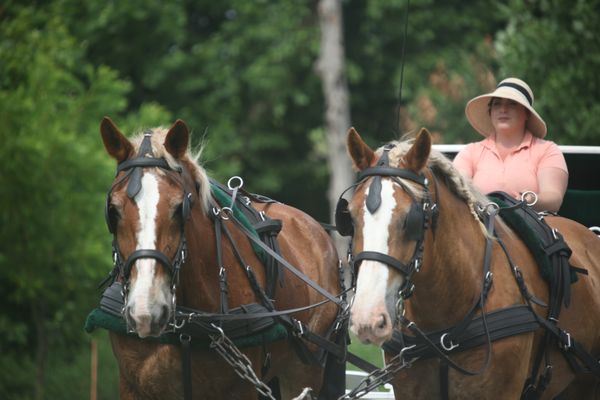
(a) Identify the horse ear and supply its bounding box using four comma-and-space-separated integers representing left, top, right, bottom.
404, 127, 432, 172
164, 119, 189, 159
347, 127, 376, 171
100, 117, 133, 163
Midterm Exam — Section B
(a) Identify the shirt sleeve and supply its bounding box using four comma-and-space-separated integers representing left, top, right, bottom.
453, 144, 475, 178
538, 141, 568, 175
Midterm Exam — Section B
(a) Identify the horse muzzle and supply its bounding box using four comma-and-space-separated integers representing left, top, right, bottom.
125, 300, 172, 338
350, 309, 393, 346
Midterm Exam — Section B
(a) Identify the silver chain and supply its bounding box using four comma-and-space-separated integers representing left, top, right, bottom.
339, 346, 418, 400
209, 326, 276, 400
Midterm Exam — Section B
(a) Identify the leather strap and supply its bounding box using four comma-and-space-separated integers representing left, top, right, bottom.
181, 335, 192, 400
353, 251, 413, 276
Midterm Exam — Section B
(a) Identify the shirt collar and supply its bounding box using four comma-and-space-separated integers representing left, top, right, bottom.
482, 130, 535, 153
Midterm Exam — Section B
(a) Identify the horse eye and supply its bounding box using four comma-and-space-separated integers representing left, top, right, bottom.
173, 203, 183, 219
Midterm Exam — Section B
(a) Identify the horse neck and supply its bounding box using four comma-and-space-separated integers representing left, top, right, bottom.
407, 181, 487, 330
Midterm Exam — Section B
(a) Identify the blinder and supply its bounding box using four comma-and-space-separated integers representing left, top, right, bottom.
335, 198, 354, 237
404, 202, 425, 242
105, 196, 118, 234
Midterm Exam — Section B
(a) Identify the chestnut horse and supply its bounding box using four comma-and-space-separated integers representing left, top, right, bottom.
100, 117, 341, 399
343, 127, 600, 399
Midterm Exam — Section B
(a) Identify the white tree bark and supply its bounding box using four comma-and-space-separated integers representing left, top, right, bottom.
316, 0, 354, 254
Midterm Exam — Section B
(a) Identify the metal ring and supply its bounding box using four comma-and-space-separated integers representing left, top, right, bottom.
172, 317, 186, 330
520, 190, 538, 207
227, 176, 244, 190
440, 333, 459, 351
210, 323, 226, 343
179, 333, 191, 344
485, 202, 500, 215
219, 207, 232, 220
399, 344, 416, 363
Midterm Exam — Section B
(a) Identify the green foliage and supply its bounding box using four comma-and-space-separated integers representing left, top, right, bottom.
497, 0, 600, 144
0, 4, 156, 397
2, 0, 599, 398
343, 0, 508, 144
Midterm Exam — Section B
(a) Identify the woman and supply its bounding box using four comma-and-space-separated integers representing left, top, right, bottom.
453, 77, 568, 212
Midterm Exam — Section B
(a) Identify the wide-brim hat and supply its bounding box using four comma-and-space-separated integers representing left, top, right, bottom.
465, 77, 547, 138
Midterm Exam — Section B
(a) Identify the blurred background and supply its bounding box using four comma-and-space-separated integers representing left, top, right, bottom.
1, 0, 599, 398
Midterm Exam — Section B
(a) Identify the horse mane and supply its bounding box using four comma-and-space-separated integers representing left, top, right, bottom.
382, 139, 488, 222
130, 127, 211, 213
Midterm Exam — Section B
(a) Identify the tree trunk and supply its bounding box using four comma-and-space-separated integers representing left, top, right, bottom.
316, 0, 354, 255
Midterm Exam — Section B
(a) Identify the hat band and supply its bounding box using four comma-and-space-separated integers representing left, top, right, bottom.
497, 82, 533, 106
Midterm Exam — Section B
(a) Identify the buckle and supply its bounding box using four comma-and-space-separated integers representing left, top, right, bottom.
560, 331, 572, 351
293, 319, 306, 338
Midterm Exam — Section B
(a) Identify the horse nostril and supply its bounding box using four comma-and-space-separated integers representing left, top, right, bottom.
125, 307, 136, 329
377, 313, 388, 330
158, 305, 170, 327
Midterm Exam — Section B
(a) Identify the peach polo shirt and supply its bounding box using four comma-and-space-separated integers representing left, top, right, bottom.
452, 131, 568, 198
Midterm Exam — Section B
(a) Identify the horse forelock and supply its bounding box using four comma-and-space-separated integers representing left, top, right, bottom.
130, 127, 211, 214
378, 139, 487, 222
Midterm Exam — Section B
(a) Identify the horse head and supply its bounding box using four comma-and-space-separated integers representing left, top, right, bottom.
101, 117, 208, 338
343, 127, 436, 345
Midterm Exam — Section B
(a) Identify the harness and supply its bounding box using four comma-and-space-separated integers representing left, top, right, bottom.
95, 132, 379, 400
103, 132, 191, 319
335, 144, 439, 300
337, 147, 600, 400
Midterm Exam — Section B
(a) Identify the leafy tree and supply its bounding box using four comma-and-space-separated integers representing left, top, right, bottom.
342, 0, 508, 144
496, 0, 600, 144
0, 3, 167, 398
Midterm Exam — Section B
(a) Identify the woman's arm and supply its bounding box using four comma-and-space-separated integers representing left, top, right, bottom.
530, 167, 568, 212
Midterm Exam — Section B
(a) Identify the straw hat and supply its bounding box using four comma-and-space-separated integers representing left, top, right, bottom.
465, 77, 547, 138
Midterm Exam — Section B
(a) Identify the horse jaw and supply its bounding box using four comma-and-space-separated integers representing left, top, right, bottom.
124, 173, 172, 338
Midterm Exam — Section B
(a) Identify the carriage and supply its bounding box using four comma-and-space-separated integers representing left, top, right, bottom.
86, 119, 600, 399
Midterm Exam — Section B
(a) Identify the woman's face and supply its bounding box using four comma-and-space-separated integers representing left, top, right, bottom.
489, 97, 529, 133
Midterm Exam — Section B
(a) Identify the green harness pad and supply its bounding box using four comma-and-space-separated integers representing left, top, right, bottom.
84, 308, 288, 349
210, 183, 268, 264
488, 195, 577, 284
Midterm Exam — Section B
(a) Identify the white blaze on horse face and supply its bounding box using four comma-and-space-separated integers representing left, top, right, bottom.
351, 180, 405, 344
128, 172, 170, 337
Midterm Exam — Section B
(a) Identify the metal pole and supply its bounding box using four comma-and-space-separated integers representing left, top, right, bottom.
90, 339, 97, 400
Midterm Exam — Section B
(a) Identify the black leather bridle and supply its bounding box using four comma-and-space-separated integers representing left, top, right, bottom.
336, 144, 438, 301
104, 132, 192, 321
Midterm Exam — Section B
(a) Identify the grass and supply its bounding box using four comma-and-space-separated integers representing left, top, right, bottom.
346, 334, 386, 371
